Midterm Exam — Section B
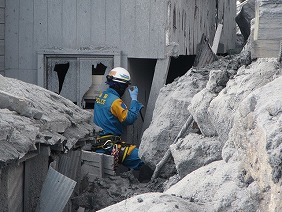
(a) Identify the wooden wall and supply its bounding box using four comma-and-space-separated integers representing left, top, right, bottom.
253, 0, 282, 58
218, 0, 236, 53
0, 0, 4, 75
168, 0, 236, 55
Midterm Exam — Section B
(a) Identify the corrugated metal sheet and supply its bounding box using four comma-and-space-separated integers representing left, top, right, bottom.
194, 35, 217, 68
36, 166, 76, 212
58, 150, 81, 181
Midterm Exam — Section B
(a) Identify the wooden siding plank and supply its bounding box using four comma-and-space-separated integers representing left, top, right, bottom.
81, 164, 115, 176
47, 0, 63, 47
0, 40, 4, 55
87, 172, 115, 181
171, 0, 176, 47
0, 8, 4, 23
83, 160, 114, 171
105, 0, 121, 47
188, 0, 195, 54
24, 147, 50, 212
5, 0, 19, 71
91, 0, 106, 46
19, 0, 34, 69
77, 0, 91, 47
256, 11, 282, 40
120, 0, 135, 56
218, 0, 236, 53
195, 0, 201, 53
62, 0, 77, 48
81, 150, 114, 170
192, 0, 197, 54
208, 0, 216, 45
229, 0, 236, 51
0, 23, 4, 39
252, 39, 280, 58
179, 3, 185, 54
0, 55, 4, 71
8, 164, 24, 212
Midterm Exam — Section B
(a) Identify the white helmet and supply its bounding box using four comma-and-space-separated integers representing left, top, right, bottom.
107, 67, 131, 84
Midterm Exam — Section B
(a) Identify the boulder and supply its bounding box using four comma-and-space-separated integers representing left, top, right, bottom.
208, 58, 281, 144
188, 69, 229, 137
139, 69, 209, 176
165, 160, 260, 212
223, 75, 282, 211
98, 192, 207, 212
170, 133, 222, 179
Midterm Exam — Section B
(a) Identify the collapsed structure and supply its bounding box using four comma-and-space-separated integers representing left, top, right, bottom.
1, 0, 282, 211
0, 75, 95, 211
3, 0, 235, 146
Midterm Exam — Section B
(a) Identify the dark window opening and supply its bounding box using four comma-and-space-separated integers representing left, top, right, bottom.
127, 58, 157, 146
92, 63, 107, 75
166, 55, 196, 84
53, 62, 70, 94
84, 100, 95, 109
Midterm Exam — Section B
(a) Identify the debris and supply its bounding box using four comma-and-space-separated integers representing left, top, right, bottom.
36, 166, 77, 212
151, 115, 194, 180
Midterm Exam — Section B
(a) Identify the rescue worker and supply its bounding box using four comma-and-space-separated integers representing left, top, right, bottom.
93, 67, 144, 170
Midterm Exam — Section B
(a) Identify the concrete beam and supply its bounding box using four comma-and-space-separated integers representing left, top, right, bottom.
142, 57, 170, 133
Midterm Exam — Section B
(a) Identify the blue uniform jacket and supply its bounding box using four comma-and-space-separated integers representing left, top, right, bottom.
93, 88, 143, 136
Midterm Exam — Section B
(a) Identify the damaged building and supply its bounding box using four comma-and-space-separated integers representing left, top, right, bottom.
4, 0, 236, 145
0, 0, 256, 211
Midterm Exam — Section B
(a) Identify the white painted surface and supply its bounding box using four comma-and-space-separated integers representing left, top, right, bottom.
0, 0, 5, 8
0, 0, 3, 73
253, 1, 282, 58
19, 0, 34, 69
5, 0, 235, 83
8, 164, 24, 212
5, 0, 19, 71
212, 24, 223, 54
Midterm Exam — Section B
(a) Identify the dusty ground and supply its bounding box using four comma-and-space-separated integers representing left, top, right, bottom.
72, 170, 166, 211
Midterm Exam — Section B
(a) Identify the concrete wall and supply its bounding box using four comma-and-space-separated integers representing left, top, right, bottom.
4, 0, 236, 140
4, 0, 236, 85
5, 0, 167, 84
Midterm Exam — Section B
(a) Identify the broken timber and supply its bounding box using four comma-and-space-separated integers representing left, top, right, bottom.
151, 115, 194, 180
211, 23, 223, 54
193, 34, 217, 68
81, 150, 115, 181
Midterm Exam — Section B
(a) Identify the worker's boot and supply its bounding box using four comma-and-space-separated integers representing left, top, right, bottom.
138, 164, 154, 183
